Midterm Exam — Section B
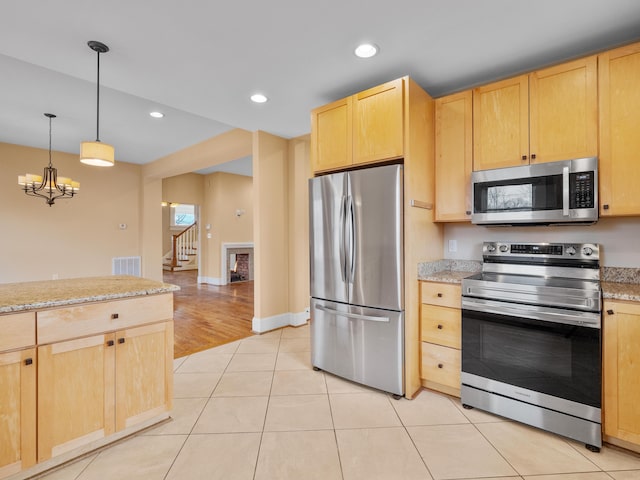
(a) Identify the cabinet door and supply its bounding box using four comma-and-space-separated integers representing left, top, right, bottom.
529, 56, 598, 164
115, 321, 173, 431
435, 90, 473, 221
311, 96, 352, 173
603, 301, 640, 445
38, 334, 115, 462
0, 349, 36, 479
353, 78, 404, 165
473, 75, 529, 170
599, 42, 640, 216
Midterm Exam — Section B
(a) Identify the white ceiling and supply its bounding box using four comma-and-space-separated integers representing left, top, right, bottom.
2, 0, 640, 169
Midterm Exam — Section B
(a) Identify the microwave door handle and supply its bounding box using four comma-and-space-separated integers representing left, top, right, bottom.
563, 166, 570, 216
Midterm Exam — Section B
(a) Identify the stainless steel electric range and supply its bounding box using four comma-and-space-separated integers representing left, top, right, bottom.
461, 242, 602, 451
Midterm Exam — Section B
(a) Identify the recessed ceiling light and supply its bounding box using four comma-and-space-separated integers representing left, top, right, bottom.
354, 43, 379, 58
250, 93, 268, 103
149, 111, 164, 118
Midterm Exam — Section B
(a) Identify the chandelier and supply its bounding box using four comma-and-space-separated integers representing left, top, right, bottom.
80, 40, 115, 167
18, 113, 79, 206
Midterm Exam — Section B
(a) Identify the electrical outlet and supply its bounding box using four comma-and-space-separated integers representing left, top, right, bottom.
448, 240, 458, 253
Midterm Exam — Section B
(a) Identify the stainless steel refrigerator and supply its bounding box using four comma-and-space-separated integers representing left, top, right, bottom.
309, 164, 404, 396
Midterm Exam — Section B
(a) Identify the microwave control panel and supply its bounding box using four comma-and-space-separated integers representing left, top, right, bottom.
570, 171, 595, 209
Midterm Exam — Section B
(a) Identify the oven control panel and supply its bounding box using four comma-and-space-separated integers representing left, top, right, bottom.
483, 242, 599, 261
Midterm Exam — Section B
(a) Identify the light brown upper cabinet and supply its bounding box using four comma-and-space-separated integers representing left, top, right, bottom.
310, 96, 353, 172
353, 78, 404, 165
473, 56, 598, 171
435, 90, 473, 222
599, 42, 640, 216
311, 78, 404, 174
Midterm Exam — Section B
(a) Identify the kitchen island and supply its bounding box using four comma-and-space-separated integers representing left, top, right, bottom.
0, 276, 178, 480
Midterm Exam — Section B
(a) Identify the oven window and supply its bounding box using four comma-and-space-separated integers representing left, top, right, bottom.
462, 309, 601, 408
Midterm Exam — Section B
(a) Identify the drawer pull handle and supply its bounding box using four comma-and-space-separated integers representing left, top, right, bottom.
107, 340, 115, 347
111, 313, 119, 319
531, 154, 537, 160
437, 363, 443, 369
606, 309, 614, 315
437, 324, 443, 329
603, 204, 610, 210
25, 358, 33, 366
522, 155, 527, 161
118, 338, 126, 344
437, 293, 443, 298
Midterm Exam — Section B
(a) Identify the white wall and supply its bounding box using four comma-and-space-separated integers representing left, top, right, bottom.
443, 217, 640, 267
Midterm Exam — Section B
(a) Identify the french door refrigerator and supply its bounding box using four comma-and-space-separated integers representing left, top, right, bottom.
309, 164, 404, 396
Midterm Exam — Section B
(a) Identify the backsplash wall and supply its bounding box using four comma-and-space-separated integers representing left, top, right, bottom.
443, 217, 640, 267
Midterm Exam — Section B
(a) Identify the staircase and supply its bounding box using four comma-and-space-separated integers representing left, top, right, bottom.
163, 222, 198, 271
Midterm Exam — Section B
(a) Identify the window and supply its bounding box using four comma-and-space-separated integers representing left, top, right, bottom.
171, 203, 196, 226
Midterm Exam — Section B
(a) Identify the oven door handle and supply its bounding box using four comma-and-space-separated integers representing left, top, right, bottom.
462, 297, 601, 328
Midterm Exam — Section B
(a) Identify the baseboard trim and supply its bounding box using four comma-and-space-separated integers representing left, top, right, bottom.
252, 309, 310, 333
198, 276, 223, 285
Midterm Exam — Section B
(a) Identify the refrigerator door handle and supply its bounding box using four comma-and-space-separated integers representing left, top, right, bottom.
339, 195, 347, 282
315, 304, 390, 323
347, 195, 356, 284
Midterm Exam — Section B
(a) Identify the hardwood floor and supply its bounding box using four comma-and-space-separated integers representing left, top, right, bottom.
163, 270, 254, 358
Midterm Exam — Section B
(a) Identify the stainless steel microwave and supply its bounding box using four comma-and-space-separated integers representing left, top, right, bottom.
471, 157, 598, 225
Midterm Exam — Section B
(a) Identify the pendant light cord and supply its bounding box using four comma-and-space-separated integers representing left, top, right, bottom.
96, 49, 101, 142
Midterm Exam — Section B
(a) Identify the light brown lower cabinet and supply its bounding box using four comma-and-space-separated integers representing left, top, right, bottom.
420, 281, 462, 397
603, 299, 640, 452
0, 293, 173, 479
0, 348, 36, 479
37, 321, 173, 462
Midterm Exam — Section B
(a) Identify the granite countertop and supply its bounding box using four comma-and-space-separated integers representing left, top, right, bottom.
0, 275, 180, 314
418, 259, 481, 284
602, 282, 640, 303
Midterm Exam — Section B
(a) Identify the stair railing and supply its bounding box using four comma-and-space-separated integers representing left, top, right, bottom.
170, 222, 198, 269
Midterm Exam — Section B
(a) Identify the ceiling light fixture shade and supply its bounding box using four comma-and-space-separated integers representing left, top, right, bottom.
19, 113, 80, 206
80, 40, 115, 167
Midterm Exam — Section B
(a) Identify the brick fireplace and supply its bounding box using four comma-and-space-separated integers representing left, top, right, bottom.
226, 246, 254, 283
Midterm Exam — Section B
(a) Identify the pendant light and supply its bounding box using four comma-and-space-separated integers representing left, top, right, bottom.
80, 40, 115, 167
19, 113, 80, 206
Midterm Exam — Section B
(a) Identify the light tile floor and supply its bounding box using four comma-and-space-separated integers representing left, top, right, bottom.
39, 324, 640, 480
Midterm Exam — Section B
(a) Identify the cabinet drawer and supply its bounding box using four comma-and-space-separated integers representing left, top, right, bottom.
421, 304, 461, 349
421, 342, 461, 390
0, 312, 36, 351
421, 282, 461, 309
37, 294, 173, 344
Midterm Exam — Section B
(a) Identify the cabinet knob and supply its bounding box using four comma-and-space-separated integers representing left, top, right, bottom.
607, 309, 614, 315
437, 363, 443, 369
118, 338, 126, 344
111, 313, 119, 319
107, 340, 115, 347
25, 358, 33, 366
521, 155, 527, 161
437, 293, 443, 298
531, 154, 537, 160
437, 324, 443, 329
603, 204, 610, 210
465, 210, 471, 216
